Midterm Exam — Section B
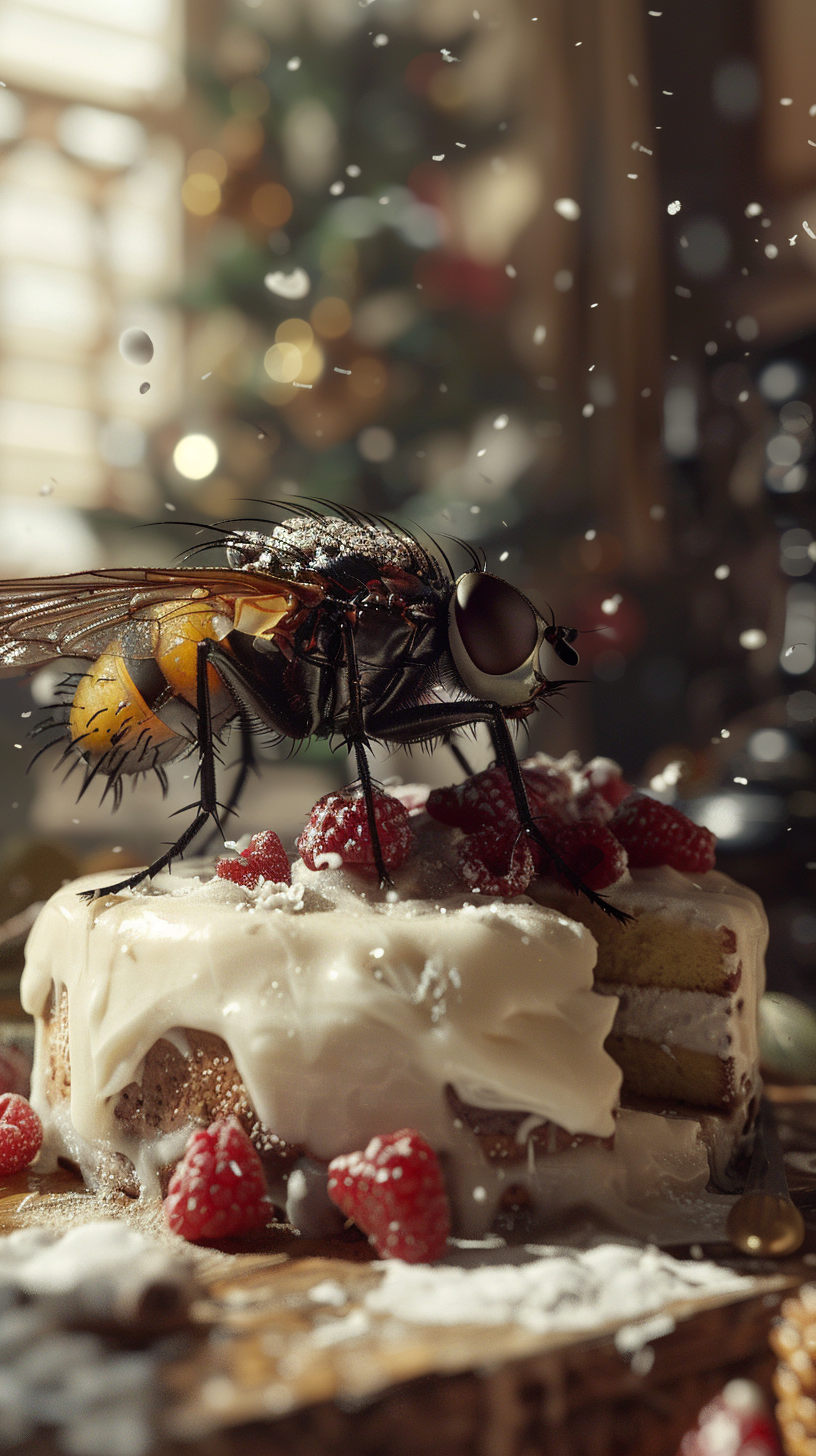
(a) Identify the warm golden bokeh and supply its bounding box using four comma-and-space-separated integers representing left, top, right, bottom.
251, 182, 293, 229
182, 173, 221, 216
348, 357, 388, 400
220, 116, 264, 166
276, 318, 314, 351
311, 297, 352, 339
187, 149, 228, 184
264, 342, 302, 384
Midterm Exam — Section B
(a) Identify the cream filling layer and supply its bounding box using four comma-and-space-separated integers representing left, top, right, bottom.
596, 982, 756, 1065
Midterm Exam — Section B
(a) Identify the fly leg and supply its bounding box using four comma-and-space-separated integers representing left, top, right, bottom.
200, 704, 257, 851
368, 699, 631, 924
353, 739, 390, 888
341, 619, 390, 887
80, 638, 224, 899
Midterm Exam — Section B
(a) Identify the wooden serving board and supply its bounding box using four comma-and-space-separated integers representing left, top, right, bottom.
0, 1162, 808, 1456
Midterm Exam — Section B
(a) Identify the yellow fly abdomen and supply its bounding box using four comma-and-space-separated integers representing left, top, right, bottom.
69, 648, 178, 767
150, 597, 234, 708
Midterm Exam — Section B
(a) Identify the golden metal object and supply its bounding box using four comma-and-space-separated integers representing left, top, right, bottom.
726, 1191, 805, 1257
727, 1099, 805, 1258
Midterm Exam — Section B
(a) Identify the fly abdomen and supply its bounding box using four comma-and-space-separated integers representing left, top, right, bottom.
68, 645, 187, 777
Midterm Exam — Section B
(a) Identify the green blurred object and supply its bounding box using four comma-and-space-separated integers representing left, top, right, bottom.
759, 992, 816, 1084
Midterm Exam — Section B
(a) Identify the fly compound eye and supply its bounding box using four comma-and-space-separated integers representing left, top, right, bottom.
448, 572, 543, 706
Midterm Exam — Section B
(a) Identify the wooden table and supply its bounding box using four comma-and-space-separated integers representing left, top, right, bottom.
3, 1096, 816, 1456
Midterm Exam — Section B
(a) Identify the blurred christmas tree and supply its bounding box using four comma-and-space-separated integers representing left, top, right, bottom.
175, 0, 552, 559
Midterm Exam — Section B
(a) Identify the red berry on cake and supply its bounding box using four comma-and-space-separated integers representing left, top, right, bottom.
579, 757, 633, 808
458, 827, 536, 896
0, 1093, 43, 1174
427, 762, 571, 835
327, 1128, 451, 1262
547, 821, 629, 891
163, 1118, 270, 1242
298, 786, 413, 871
611, 793, 716, 873
216, 830, 291, 888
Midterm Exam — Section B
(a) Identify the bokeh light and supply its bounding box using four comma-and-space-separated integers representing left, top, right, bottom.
182, 173, 221, 217
251, 183, 293, 229
173, 434, 219, 480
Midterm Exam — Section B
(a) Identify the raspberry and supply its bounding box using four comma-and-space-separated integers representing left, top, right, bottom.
0, 1093, 43, 1174
544, 821, 628, 891
163, 1118, 270, 1243
520, 759, 576, 815
573, 789, 615, 825
580, 757, 633, 809
458, 827, 535, 896
297, 787, 413, 872
327, 1128, 450, 1262
610, 793, 716, 873
216, 829, 290, 888
388, 783, 431, 815
0, 1043, 31, 1098
426, 763, 571, 836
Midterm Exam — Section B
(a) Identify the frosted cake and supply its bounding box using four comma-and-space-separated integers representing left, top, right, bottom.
19, 756, 767, 1242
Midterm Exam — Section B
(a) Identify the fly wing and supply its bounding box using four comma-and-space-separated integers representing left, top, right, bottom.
0, 566, 317, 673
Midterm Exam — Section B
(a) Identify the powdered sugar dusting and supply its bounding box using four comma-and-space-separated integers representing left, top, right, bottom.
364, 1243, 748, 1335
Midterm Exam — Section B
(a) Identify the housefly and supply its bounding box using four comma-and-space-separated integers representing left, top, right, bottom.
0, 506, 626, 919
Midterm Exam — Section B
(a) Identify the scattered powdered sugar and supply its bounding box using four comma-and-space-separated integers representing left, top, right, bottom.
614, 1309, 676, 1355
364, 1244, 749, 1336
131, 874, 307, 915
310, 1308, 372, 1346
0, 1222, 195, 1317
306, 1280, 348, 1307
0, 1223, 196, 1454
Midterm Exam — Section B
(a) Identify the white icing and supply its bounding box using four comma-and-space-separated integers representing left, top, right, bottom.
22, 867, 621, 1192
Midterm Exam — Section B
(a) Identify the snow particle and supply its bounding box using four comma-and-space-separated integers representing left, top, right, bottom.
264, 268, 310, 299
119, 328, 154, 365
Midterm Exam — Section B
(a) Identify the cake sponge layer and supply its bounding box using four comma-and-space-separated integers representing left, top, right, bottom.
605, 1034, 734, 1111
532, 866, 767, 997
